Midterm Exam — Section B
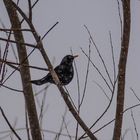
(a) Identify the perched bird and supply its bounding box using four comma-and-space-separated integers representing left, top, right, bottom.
31, 55, 78, 85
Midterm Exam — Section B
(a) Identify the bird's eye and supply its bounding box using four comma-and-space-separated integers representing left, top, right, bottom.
67, 57, 72, 62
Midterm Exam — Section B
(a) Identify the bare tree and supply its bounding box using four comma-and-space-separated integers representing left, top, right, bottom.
0, 0, 139, 140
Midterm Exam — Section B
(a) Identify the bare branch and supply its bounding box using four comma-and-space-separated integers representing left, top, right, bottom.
113, 1, 131, 139
0, 83, 23, 92
0, 37, 37, 48
131, 110, 139, 140
41, 22, 59, 41
130, 88, 140, 102
116, 0, 123, 39
92, 103, 140, 136
0, 28, 33, 32
80, 38, 91, 106
109, 31, 116, 83
0, 58, 48, 71
0, 107, 21, 140
84, 25, 113, 87
79, 81, 116, 139
93, 81, 110, 101
81, 47, 113, 93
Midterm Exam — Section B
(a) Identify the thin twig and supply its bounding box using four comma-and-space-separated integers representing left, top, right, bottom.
121, 128, 133, 140
130, 87, 140, 102
0, 59, 48, 71
131, 110, 139, 140
93, 103, 140, 135
64, 86, 78, 112
0, 28, 11, 83
79, 78, 117, 139
63, 119, 72, 140
116, 0, 123, 39
0, 37, 37, 48
54, 107, 68, 140
80, 38, 91, 106
0, 107, 21, 140
70, 49, 80, 140
84, 25, 113, 87
25, 106, 30, 140
39, 85, 49, 126
109, 31, 116, 83
41, 22, 59, 41
1, 47, 36, 85
93, 81, 110, 101
0, 20, 58, 85
34, 84, 50, 96
0, 19, 18, 62
20, 0, 39, 24
80, 103, 140, 139
9, 118, 18, 140
0, 28, 33, 32
81, 47, 113, 93
0, 83, 23, 92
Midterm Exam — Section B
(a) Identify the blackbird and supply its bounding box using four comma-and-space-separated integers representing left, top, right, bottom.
31, 55, 78, 85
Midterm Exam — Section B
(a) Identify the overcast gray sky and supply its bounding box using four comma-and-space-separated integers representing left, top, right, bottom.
0, 0, 140, 140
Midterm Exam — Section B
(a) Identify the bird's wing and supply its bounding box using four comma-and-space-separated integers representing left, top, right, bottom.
54, 65, 65, 75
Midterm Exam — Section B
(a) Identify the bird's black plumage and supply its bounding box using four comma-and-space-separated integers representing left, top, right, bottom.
31, 55, 78, 85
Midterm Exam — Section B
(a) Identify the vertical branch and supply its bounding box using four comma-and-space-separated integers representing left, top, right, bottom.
131, 110, 139, 140
3, 0, 42, 140
71, 49, 81, 140
116, 0, 123, 39
80, 38, 91, 106
113, 0, 131, 140
109, 31, 116, 83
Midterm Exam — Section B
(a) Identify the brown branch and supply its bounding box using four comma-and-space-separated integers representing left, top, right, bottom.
0, 58, 48, 71
0, 28, 33, 32
113, 0, 131, 139
0, 37, 37, 48
3, 0, 42, 140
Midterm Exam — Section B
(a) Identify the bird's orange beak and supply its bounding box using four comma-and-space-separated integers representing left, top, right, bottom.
73, 55, 78, 58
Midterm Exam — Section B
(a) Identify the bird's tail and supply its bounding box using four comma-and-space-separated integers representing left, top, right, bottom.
30, 76, 48, 85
